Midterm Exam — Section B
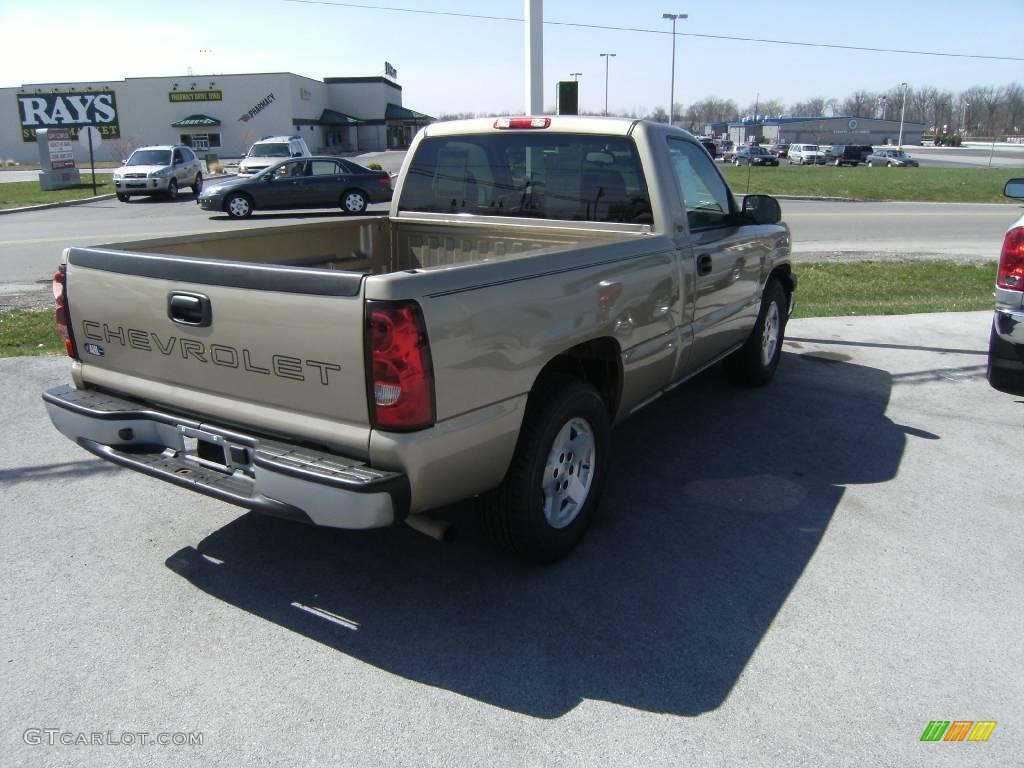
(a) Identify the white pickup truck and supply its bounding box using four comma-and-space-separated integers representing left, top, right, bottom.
43, 116, 795, 561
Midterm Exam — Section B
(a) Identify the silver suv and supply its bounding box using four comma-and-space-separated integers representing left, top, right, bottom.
238, 135, 311, 175
987, 178, 1024, 393
113, 145, 203, 201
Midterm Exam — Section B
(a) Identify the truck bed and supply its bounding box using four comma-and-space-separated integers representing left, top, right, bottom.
98, 216, 646, 275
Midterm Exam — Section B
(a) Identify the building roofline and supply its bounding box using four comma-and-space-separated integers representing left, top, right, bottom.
324, 76, 401, 90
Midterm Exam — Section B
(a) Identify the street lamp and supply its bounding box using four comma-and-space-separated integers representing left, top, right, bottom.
897, 82, 908, 149
570, 72, 582, 81
961, 101, 970, 137
662, 13, 688, 126
600, 53, 616, 115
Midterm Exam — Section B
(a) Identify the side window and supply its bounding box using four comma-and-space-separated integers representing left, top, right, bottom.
666, 137, 732, 230
172, 149, 183, 164
182, 147, 195, 162
310, 160, 340, 176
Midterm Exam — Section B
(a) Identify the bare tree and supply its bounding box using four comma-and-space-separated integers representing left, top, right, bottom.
841, 90, 877, 118
744, 98, 785, 118
789, 96, 830, 117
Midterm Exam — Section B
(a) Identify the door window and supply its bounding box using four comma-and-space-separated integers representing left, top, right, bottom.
666, 137, 733, 230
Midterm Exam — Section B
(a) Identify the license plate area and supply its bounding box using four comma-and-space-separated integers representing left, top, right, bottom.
179, 426, 253, 476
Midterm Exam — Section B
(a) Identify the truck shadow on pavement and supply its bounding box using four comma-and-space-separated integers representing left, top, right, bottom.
165, 350, 919, 718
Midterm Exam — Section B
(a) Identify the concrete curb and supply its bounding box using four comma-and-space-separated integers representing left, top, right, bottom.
0, 173, 234, 215
0, 194, 117, 215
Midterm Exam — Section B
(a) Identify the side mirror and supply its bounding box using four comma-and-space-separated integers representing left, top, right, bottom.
742, 194, 782, 225
1004, 178, 1024, 200
292, 152, 302, 157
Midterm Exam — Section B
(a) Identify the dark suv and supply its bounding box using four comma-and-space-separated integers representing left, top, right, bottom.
828, 145, 872, 167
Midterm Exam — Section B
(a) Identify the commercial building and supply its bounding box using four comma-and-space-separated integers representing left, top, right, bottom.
1, 71, 433, 164
705, 116, 925, 147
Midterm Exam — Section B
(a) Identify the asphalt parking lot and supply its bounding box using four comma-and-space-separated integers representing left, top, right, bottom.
1, 310, 1021, 767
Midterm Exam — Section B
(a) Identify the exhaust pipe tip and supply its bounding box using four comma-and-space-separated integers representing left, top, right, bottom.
405, 514, 456, 544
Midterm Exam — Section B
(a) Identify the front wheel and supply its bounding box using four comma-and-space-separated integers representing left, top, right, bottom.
888, 161, 894, 167
166, 179, 178, 200
225, 192, 253, 218
867, 160, 874, 167
724, 279, 787, 386
192, 173, 203, 194
483, 377, 609, 562
116, 193, 129, 202
733, 158, 741, 166
341, 190, 368, 214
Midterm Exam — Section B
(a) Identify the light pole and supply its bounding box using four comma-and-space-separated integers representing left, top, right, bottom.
961, 101, 970, 137
897, 82, 908, 149
570, 72, 582, 81
662, 13, 688, 126
600, 53, 616, 115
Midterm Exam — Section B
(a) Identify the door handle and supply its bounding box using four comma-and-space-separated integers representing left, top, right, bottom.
168, 292, 212, 327
697, 253, 713, 276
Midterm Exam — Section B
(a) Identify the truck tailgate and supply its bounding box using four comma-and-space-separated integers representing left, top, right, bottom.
64, 247, 371, 454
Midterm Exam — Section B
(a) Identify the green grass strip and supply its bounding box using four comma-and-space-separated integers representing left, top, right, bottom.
722, 165, 1021, 204
0, 175, 111, 209
792, 260, 996, 318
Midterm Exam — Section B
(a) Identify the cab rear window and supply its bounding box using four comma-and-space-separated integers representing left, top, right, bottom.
399, 134, 653, 224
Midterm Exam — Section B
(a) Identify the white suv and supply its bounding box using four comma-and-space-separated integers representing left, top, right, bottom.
238, 136, 311, 175
113, 145, 203, 201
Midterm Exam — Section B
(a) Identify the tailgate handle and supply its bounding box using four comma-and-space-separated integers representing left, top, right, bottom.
168, 292, 212, 327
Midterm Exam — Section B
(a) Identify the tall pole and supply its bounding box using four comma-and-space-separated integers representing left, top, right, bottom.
897, 82, 908, 149
961, 101, 970, 137
570, 72, 582, 81
525, 0, 543, 114
662, 13, 687, 126
600, 53, 616, 116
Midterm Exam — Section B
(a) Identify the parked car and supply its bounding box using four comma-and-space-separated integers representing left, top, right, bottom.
828, 144, 873, 166
699, 138, 717, 159
986, 177, 1024, 393
865, 148, 919, 167
733, 146, 779, 166
768, 143, 789, 158
788, 144, 826, 165
716, 140, 736, 161
237, 135, 311, 175
112, 145, 203, 201
198, 156, 392, 217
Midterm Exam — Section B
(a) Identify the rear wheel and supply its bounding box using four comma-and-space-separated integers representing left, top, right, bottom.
483, 377, 609, 562
341, 190, 368, 214
166, 179, 178, 200
225, 192, 253, 218
725, 278, 787, 386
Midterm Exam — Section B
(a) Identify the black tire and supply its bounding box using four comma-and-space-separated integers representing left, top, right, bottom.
483, 377, 610, 562
725, 278, 787, 386
166, 179, 178, 200
835, 158, 842, 166
341, 189, 368, 214
867, 160, 874, 167
987, 326, 1024, 394
116, 193, 129, 202
887, 161, 894, 168
225, 192, 253, 218
193, 173, 203, 194
734, 158, 741, 166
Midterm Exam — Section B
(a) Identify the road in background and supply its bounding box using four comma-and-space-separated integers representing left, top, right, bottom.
2, 311, 1021, 767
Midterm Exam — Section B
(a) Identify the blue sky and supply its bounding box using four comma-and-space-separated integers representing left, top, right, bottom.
2, 0, 1021, 116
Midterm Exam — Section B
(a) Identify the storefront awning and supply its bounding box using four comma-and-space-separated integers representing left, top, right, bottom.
385, 103, 433, 122
171, 114, 221, 128
293, 109, 365, 127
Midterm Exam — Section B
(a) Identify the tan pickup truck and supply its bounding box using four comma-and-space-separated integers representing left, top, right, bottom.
43, 116, 795, 561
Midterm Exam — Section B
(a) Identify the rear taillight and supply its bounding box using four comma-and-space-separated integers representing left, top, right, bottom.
997, 227, 1024, 291
52, 267, 78, 359
366, 300, 435, 430
377, 175, 391, 186
494, 117, 551, 129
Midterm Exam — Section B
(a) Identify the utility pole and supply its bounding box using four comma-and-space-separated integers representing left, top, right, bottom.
600, 53, 616, 116
525, 0, 543, 114
662, 13, 687, 126
898, 82, 908, 149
